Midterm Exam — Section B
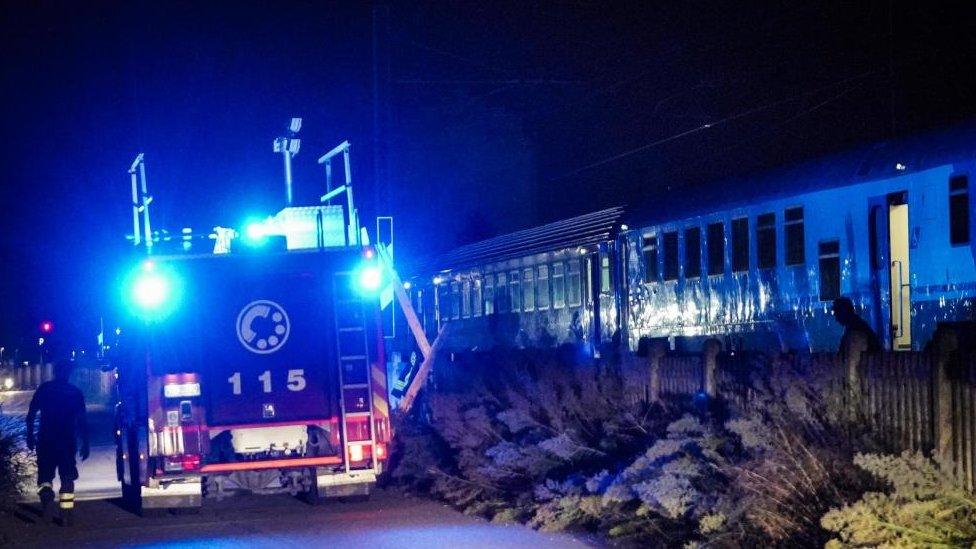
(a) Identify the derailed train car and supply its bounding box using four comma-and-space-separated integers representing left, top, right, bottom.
401, 207, 626, 353
621, 122, 976, 352
405, 122, 976, 355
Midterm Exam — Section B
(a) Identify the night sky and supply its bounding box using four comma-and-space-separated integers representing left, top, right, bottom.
2, 1, 975, 355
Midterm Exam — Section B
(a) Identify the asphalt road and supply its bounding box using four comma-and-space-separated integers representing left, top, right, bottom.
1, 392, 597, 548
1, 489, 595, 548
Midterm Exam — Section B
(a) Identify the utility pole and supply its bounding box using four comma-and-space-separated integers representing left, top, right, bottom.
372, 3, 391, 217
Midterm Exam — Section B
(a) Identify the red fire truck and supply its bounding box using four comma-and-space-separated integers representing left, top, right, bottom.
114, 242, 391, 512
111, 134, 420, 513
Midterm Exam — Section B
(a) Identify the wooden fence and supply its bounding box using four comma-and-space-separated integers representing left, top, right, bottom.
623, 325, 976, 492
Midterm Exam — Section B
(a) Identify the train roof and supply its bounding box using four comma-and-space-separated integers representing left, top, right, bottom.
416, 206, 625, 274
633, 120, 976, 225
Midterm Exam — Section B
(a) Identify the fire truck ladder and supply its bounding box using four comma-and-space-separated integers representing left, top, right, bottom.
332, 271, 378, 474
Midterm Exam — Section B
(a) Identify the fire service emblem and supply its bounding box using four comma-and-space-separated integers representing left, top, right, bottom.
236, 300, 291, 354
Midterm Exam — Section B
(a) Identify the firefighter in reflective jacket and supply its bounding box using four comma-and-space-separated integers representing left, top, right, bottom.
26, 360, 90, 525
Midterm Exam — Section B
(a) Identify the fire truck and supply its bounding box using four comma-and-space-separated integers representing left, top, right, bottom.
113, 133, 401, 512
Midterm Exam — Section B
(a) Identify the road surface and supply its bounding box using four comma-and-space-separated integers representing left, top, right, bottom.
1, 392, 597, 548
1, 489, 595, 548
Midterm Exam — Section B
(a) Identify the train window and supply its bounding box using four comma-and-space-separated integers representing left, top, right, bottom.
436, 283, 449, 326
600, 256, 611, 293
450, 281, 461, 320
950, 175, 970, 245
484, 275, 495, 315
818, 240, 841, 301
496, 272, 509, 313
461, 280, 471, 318
757, 213, 776, 269
473, 277, 483, 317
684, 227, 702, 278
537, 265, 550, 309
553, 263, 566, 308
642, 234, 658, 282
523, 268, 536, 311
663, 231, 679, 280
707, 222, 725, 276
785, 207, 805, 266
509, 270, 522, 312
567, 261, 582, 306
732, 217, 749, 272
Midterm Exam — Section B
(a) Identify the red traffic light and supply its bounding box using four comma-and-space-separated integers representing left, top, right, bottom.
40, 320, 53, 333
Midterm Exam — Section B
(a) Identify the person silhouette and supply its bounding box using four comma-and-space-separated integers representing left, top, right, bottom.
832, 297, 882, 353
26, 359, 89, 525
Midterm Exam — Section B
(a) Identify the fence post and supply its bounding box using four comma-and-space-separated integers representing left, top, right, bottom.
842, 330, 869, 422
703, 339, 722, 398
649, 340, 667, 404
933, 326, 959, 469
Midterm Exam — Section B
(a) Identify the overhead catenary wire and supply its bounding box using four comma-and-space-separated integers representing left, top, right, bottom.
548, 68, 884, 182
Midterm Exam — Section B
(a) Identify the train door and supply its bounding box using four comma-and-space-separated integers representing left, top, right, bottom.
888, 200, 912, 349
869, 192, 912, 350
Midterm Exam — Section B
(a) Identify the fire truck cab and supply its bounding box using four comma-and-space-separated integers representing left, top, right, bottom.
114, 211, 391, 513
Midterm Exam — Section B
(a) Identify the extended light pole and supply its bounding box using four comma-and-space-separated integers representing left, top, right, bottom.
274, 118, 302, 206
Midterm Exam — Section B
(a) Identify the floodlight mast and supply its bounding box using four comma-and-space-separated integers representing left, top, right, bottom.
128, 153, 153, 254
274, 117, 302, 206
318, 140, 360, 246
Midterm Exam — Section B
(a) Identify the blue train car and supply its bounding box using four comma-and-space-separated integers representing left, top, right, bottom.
621, 122, 976, 352
403, 207, 625, 352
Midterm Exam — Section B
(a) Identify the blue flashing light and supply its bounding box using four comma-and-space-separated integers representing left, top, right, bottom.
357, 265, 383, 293
245, 221, 266, 241
133, 272, 170, 309
123, 260, 181, 320
241, 217, 273, 248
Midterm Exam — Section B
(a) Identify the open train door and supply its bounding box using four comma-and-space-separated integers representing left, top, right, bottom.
869, 191, 913, 351
887, 198, 912, 350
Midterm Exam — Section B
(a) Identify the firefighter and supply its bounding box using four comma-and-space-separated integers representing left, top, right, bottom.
833, 297, 882, 353
25, 359, 89, 525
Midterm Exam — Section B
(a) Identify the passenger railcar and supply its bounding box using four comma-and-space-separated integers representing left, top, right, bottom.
399, 123, 975, 357
621, 123, 976, 352
402, 207, 625, 353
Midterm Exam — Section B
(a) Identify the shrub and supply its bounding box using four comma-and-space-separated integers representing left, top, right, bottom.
821, 451, 976, 547
711, 354, 873, 545
389, 347, 673, 528
0, 415, 32, 510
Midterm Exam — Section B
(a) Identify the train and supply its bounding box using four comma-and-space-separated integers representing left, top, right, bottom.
401, 122, 976, 355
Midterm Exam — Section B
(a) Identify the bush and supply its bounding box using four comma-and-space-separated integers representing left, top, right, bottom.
389, 347, 674, 531
389, 349, 910, 547
711, 353, 872, 546
821, 451, 976, 547
0, 415, 32, 510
